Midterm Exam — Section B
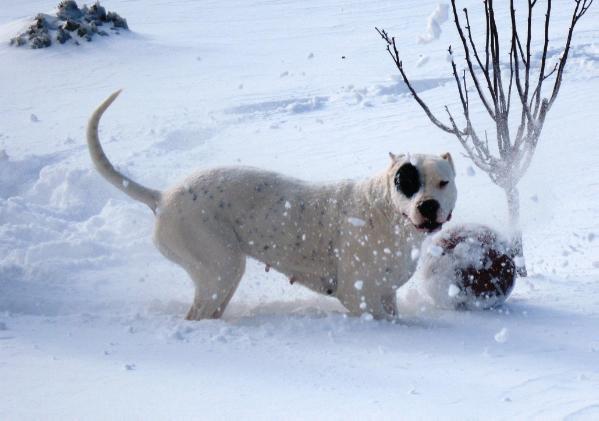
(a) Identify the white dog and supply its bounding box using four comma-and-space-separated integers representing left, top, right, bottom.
87, 91, 457, 320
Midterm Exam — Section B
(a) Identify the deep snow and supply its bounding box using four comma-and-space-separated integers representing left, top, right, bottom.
1, 0, 598, 419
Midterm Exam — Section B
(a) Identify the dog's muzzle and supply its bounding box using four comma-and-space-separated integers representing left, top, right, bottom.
416, 210, 452, 233
415, 199, 450, 233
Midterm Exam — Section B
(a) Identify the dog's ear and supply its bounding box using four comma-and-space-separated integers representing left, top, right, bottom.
441, 152, 455, 175
388, 152, 405, 163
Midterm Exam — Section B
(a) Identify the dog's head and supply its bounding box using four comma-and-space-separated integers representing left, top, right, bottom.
388, 152, 457, 233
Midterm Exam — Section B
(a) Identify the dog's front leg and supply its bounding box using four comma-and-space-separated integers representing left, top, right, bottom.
337, 287, 398, 321
380, 292, 399, 320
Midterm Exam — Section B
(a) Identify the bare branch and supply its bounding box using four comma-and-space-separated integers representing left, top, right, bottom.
507, 43, 515, 113
462, 69, 469, 113
510, 0, 534, 150
524, 0, 534, 100
484, 0, 491, 71
449, 46, 469, 123
486, 0, 511, 154
530, 61, 558, 114
463, 7, 497, 109
449, 1, 496, 118
375, 28, 458, 135
444, 106, 493, 172
532, 0, 552, 117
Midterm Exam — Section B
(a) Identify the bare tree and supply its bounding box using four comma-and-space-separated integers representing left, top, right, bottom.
377, 0, 593, 276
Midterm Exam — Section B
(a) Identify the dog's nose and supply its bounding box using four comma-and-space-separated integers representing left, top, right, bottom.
417, 199, 440, 221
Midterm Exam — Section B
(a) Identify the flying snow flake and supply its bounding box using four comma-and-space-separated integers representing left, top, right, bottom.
411, 248, 420, 261
284, 200, 291, 209
428, 245, 443, 257
383, 248, 391, 254
448, 284, 460, 297
364, 313, 374, 321
408, 153, 417, 166
347, 217, 366, 227
514, 256, 525, 268
416, 55, 429, 67
494, 327, 509, 343
122, 179, 129, 188
354, 280, 364, 290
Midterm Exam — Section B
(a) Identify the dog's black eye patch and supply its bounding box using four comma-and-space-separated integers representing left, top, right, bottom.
439, 180, 449, 188
394, 163, 421, 198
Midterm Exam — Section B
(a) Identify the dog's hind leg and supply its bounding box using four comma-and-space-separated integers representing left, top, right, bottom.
183, 250, 246, 320
154, 215, 246, 320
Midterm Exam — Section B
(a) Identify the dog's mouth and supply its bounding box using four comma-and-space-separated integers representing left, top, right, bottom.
416, 221, 443, 233
412, 212, 452, 234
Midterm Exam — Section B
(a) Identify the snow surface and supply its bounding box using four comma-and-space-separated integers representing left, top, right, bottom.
1, 0, 598, 419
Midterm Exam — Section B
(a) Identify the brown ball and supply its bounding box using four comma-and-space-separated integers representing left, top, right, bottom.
418, 224, 516, 310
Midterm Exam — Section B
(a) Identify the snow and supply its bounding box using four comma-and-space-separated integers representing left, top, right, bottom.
418, 3, 450, 45
494, 327, 509, 344
427, 244, 444, 257
411, 247, 420, 261
1, 0, 599, 419
447, 283, 460, 298
347, 216, 366, 227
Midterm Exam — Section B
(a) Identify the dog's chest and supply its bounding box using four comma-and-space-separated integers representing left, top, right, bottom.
336, 218, 421, 287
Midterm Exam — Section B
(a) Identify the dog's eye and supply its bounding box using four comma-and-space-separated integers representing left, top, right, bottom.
394, 163, 421, 198
439, 180, 449, 188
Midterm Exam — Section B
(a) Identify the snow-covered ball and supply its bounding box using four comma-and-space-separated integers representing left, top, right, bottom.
417, 224, 516, 310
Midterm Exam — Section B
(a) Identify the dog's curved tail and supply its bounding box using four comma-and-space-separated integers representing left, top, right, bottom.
86, 90, 161, 213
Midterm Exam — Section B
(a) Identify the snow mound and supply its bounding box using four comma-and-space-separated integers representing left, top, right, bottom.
418, 3, 449, 45
10, 0, 128, 49
0, 151, 155, 316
